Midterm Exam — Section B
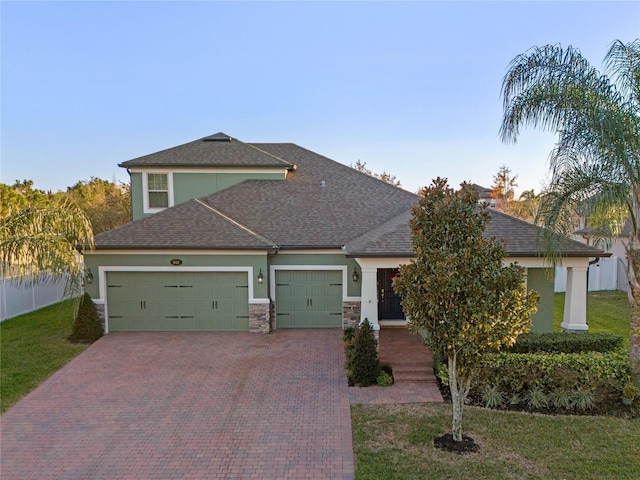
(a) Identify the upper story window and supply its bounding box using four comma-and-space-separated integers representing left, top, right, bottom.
143, 172, 174, 213
148, 173, 169, 208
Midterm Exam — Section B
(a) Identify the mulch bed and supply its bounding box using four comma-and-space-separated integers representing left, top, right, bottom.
433, 433, 479, 454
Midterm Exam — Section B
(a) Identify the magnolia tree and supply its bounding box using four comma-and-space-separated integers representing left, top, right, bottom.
393, 179, 539, 443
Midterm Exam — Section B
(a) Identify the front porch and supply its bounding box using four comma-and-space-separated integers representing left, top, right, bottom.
348, 327, 444, 404
355, 258, 592, 333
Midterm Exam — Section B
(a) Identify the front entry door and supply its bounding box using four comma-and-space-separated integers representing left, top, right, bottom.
377, 268, 405, 320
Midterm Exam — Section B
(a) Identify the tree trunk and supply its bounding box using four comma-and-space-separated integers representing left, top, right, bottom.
448, 352, 472, 442
627, 244, 640, 379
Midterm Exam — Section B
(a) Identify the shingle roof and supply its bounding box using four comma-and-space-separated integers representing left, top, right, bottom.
472, 184, 493, 200
96, 133, 607, 259
95, 198, 276, 250
343, 207, 607, 258
119, 133, 294, 168
574, 217, 632, 238
485, 210, 607, 257
198, 143, 419, 248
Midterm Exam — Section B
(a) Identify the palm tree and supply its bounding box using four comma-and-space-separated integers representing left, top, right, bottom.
1, 201, 94, 300
500, 39, 640, 376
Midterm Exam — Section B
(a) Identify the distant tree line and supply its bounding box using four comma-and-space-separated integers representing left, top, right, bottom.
1, 178, 131, 235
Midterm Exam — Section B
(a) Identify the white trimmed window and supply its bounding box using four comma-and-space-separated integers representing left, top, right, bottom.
143, 172, 173, 213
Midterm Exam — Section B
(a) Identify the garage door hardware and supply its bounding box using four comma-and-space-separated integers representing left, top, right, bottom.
140, 301, 147, 309
165, 316, 195, 319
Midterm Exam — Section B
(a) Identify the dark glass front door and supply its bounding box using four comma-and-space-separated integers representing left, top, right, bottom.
377, 268, 405, 320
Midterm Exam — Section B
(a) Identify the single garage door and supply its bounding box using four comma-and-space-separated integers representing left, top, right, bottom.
275, 270, 343, 328
106, 271, 249, 331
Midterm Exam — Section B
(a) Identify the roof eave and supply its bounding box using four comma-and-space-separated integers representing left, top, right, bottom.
92, 245, 278, 253
118, 162, 292, 169
343, 251, 611, 259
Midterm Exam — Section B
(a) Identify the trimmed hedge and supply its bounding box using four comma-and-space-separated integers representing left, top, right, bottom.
475, 351, 630, 392
435, 350, 631, 411
507, 332, 624, 354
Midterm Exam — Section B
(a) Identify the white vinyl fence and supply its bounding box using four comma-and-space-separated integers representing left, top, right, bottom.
0, 274, 70, 322
555, 256, 628, 293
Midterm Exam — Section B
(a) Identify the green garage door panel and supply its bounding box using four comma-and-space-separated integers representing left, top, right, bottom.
275, 270, 343, 328
107, 272, 249, 331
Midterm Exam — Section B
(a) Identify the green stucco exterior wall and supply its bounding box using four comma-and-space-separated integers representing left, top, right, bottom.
130, 172, 144, 221
527, 267, 555, 333
84, 253, 269, 300
130, 171, 286, 220
173, 172, 285, 206
269, 253, 362, 297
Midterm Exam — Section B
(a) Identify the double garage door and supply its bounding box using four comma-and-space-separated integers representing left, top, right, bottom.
106, 269, 344, 331
275, 270, 343, 328
107, 271, 249, 332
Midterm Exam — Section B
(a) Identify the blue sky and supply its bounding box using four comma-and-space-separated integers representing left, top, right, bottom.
2, 1, 638, 195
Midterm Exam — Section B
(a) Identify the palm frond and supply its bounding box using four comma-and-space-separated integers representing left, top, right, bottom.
0, 202, 94, 288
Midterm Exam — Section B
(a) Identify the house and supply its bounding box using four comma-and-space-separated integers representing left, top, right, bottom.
564, 218, 631, 293
472, 184, 498, 208
84, 133, 605, 335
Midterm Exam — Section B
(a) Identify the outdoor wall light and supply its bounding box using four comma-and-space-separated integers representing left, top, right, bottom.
85, 269, 94, 284
352, 268, 359, 283
257, 269, 264, 284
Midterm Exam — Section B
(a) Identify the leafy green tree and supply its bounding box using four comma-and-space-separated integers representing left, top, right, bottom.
63, 177, 131, 235
393, 179, 539, 443
507, 188, 542, 224
500, 39, 640, 376
0, 180, 52, 218
490, 164, 518, 212
351, 159, 401, 187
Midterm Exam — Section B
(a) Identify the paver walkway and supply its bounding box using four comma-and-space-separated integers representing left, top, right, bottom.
2, 328, 444, 480
348, 328, 444, 405
1, 331, 354, 479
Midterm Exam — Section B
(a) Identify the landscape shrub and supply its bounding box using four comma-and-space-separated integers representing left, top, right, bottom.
507, 332, 623, 354
376, 371, 393, 387
69, 293, 104, 344
471, 350, 630, 411
346, 319, 380, 387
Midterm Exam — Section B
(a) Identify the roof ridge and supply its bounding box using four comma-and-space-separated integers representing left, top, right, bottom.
245, 143, 295, 168
193, 198, 277, 248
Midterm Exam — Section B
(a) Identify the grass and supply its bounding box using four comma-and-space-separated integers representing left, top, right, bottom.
352, 403, 640, 480
0, 299, 88, 413
353, 291, 636, 479
554, 291, 631, 347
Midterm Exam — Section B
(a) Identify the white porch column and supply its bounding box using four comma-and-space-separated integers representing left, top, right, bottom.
561, 266, 589, 332
359, 266, 380, 331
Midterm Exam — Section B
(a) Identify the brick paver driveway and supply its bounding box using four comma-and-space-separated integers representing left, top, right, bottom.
1, 331, 354, 479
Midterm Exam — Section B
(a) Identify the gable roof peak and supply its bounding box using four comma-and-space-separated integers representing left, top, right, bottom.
203, 132, 233, 142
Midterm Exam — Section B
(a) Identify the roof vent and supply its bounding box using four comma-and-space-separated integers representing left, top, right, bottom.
203, 133, 232, 142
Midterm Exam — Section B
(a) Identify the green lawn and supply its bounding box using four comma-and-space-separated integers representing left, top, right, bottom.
354, 290, 637, 479
352, 403, 640, 480
554, 291, 631, 346
0, 299, 88, 413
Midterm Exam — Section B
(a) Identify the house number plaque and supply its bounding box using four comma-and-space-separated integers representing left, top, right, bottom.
170, 259, 183, 266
